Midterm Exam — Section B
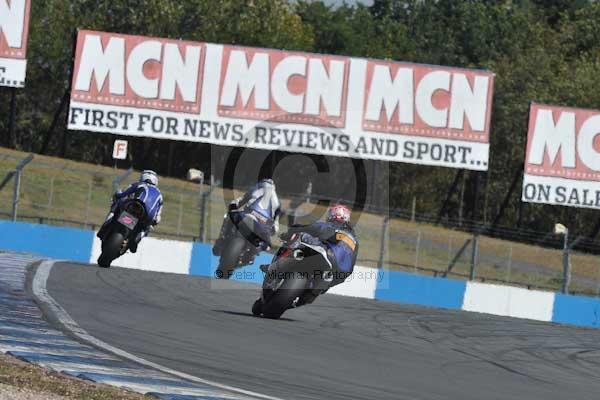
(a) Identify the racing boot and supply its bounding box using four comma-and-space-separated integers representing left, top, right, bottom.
290, 289, 321, 309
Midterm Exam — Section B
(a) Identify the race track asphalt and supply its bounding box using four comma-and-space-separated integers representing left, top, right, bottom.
45, 262, 600, 400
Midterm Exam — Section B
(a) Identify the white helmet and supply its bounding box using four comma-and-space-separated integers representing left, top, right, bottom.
259, 178, 275, 188
140, 170, 158, 186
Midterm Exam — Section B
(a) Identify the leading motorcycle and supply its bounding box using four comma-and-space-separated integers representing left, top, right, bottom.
96, 188, 152, 268
252, 232, 333, 319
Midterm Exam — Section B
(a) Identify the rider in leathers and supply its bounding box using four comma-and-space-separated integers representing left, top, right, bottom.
213, 178, 281, 255
97, 170, 163, 253
279, 204, 358, 307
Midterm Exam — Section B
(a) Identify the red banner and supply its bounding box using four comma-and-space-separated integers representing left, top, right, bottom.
523, 103, 600, 209
217, 46, 350, 128
0, 0, 31, 87
363, 60, 493, 143
72, 30, 205, 114
69, 30, 495, 170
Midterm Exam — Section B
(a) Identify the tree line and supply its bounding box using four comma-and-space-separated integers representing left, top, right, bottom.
1, 0, 599, 238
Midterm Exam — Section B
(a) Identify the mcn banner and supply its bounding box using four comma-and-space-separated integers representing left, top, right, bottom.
68, 30, 495, 170
523, 103, 600, 210
0, 0, 31, 88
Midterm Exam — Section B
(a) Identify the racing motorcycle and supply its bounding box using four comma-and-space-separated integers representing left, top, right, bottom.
96, 189, 152, 268
252, 232, 333, 319
213, 208, 274, 279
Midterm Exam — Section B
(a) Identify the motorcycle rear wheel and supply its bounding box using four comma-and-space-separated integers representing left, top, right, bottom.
261, 272, 307, 319
252, 299, 263, 316
97, 232, 125, 268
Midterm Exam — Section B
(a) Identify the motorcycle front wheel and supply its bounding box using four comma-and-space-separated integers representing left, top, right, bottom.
216, 236, 247, 279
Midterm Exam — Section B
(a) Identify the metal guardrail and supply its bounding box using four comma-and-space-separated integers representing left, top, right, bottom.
0, 154, 34, 222
112, 168, 134, 192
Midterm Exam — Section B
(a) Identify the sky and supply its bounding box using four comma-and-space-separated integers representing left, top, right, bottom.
313, 0, 375, 6
325, 0, 373, 6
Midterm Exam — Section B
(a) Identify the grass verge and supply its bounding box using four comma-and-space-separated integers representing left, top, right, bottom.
0, 353, 151, 400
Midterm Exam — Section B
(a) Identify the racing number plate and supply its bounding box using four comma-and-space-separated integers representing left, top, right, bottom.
118, 211, 139, 229
336, 232, 356, 251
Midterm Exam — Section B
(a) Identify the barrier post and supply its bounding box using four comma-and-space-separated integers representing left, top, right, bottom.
177, 192, 184, 235
444, 238, 471, 277
561, 231, 571, 294
469, 171, 483, 280
469, 234, 479, 280
47, 176, 55, 208
561, 233, 585, 294
113, 168, 133, 192
12, 170, 21, 221
10, 154, 34, 221
505, 245, 513, 283
377, 216, 389, 269
199, 186, 213, 243
414, 229, 421, 273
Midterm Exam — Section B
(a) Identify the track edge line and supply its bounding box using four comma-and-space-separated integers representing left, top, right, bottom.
32, 260, 283, 400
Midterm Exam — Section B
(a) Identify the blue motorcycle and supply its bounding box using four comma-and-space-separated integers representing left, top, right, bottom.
97, 187, 155, 268
214, 208, 274, 279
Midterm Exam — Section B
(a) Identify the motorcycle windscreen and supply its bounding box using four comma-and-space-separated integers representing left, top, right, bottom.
117, 211, 139, 230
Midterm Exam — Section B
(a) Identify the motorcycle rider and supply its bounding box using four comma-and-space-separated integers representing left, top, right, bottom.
98, 170, 163, 253
213, 178, 281, 255
277, 204, 358, 308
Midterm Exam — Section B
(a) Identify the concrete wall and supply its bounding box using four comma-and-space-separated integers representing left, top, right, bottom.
0, 221, 94, 262
0, 221, 597, 329
90, 236, 193, 274
463, 282, 555, 321
375, 270, 466, 310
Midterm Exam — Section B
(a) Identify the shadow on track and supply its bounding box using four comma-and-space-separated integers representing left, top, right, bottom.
212, 309, 297, 322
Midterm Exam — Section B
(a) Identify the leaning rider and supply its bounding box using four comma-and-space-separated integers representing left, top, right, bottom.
98, 170, 163, 253
213, 178, 281, 254
278, 204, 359, 307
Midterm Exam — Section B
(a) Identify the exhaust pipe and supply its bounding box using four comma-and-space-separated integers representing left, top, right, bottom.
293, 249, 304, 261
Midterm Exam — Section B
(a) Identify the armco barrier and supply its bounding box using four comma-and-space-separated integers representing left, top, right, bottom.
0, 220, 598, 329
